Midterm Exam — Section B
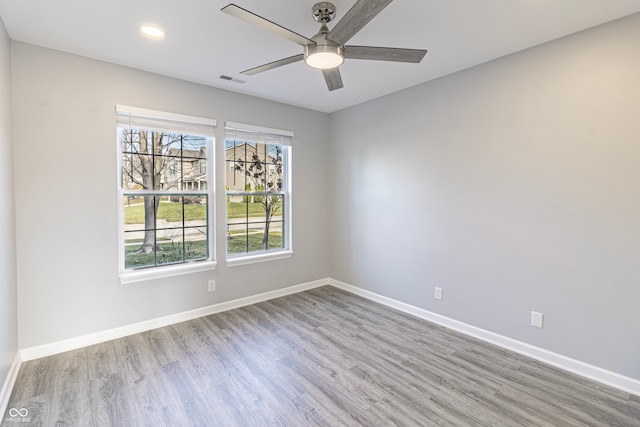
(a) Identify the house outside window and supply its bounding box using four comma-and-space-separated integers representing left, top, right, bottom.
225, 122, 292, 265
117, 105, 217, 283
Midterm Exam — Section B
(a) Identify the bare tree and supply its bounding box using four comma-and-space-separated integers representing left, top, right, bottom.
121, 129, 178, 254
234, 145, 283, 250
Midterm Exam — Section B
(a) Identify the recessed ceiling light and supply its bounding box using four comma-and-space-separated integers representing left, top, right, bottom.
140, 25, 165, 39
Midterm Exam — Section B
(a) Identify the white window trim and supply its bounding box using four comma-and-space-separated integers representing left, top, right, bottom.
120, 260, 218, 284
226, 250, 293, 267
116, 106, 217, 284
117, 105, 217, 135
225, 121, 294, 139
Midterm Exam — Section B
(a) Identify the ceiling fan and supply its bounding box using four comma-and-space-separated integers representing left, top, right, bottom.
221, 0, 428, 91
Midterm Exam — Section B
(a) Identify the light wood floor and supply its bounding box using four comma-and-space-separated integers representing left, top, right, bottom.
3, 286, 640, 426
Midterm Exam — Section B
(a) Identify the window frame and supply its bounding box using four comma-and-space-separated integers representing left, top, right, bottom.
224, 122, 293, 266
116, 105, 217, 284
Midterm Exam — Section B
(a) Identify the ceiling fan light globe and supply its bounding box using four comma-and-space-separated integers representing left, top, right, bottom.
306, 52, 344, 69
304, 44, 344, 69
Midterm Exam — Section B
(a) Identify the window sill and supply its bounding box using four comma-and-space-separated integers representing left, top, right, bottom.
226, 250, 293, 267
119, 260, 217, 284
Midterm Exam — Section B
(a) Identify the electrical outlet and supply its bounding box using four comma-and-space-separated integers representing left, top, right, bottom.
531, 311, 544, 328
434, 287, 443, 301
208, 280, 216, 292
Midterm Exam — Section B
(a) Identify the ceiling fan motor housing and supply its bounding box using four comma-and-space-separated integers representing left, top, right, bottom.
304, 42, 344, 69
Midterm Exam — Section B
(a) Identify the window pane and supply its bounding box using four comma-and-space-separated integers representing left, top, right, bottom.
121, 153, 152, 191
184, 197, 207, 223
121, 130, 209, 193
227, 224, 248, 255
180, 158, 205, 191
124, 195, 154, 230
184, 226, 208, 261
225, 142, 282, 191
122, 193, 210, 269
124, 231, 157, 269
123, 195, 159, 269
162, 157, 182, 191
154, 228, 181, 265
227, 199, 248, 255
157, 132, 182, 156
225, 141, 246, 191
154, 196, 208, 264
226, 195, 284, 255
183, 135, 207, 158
265, 222, 284, 250
156, 196, 182, 229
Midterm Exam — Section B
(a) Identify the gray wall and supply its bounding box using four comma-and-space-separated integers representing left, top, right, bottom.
329, 13, 640, 380
0, 16, 17, 388
11, 42, 330, 349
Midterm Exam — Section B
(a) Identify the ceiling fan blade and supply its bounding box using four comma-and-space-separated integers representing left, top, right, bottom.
344, 45, 427, 63
221, 4, 315, 47
322, 68, 344, 91
326, 0, 394, 46
241, 54, 304, 75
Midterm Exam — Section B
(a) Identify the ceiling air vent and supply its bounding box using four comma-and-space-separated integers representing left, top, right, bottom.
219, 75, 246, 84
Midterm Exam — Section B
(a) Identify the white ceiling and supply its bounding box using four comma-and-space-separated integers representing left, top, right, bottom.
1, 0, 639, 113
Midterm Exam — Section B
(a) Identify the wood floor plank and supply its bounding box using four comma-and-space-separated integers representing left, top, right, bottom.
3, 286, 639, 426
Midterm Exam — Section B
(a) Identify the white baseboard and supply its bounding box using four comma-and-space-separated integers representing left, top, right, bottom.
20, 278, 329, 361
328, 278, 640, 397
0, 353, 22, 419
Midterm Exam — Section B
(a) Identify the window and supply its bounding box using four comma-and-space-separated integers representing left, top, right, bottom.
225, 122, 292, 264
117, 105, 216, 283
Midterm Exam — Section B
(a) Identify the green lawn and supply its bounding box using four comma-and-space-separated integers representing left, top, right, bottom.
124, 200, 283, 267
227, 232, 283, 254
227, 202, 277, 219
124, 201, 206, 224
124, 201, 276, 223
125, 232, 283, 268
125, 240, 207, 269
